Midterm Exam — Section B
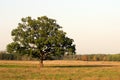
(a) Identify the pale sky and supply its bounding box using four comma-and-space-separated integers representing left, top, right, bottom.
1, 0, 120, 54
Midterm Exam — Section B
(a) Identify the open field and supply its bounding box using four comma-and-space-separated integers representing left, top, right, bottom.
0, 60, 120, 80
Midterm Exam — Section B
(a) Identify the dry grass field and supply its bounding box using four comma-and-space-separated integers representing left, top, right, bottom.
0, 60, 120, 80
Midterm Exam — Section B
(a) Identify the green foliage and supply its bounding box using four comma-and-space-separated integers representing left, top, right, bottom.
7, 16, 76, 64
108, 54, 120, 61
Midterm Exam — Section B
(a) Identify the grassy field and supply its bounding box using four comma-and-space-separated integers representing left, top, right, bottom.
0, 60, 120, 80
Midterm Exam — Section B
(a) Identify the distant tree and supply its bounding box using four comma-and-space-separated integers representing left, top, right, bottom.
7, 16, 76, 67
102, 55, 107, 61
81, 55, 88, 61
93, 55, 97, 61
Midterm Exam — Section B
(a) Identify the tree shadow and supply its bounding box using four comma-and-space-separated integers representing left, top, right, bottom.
45, 65, 117, 68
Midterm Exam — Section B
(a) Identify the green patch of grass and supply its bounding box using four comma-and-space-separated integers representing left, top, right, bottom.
0, 64, 36, 68
0, 64, 24, 68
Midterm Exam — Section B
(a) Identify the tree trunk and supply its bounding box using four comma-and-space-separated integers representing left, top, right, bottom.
40, 54, 44, 67
40, 59, 43, 67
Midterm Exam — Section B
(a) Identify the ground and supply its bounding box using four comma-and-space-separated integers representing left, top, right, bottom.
0, 60, 120, 80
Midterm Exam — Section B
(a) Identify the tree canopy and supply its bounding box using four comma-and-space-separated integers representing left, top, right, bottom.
7, 16, 76, 66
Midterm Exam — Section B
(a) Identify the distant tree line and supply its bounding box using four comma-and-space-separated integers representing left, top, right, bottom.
0, 51, 120, 61
64, 54, 120, 61
0, 51, 62, 60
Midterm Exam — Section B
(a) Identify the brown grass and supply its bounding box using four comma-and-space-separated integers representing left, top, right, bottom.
0, 60, 120, 80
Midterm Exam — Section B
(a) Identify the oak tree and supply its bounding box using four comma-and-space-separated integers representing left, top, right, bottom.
7, 16, 76, 67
